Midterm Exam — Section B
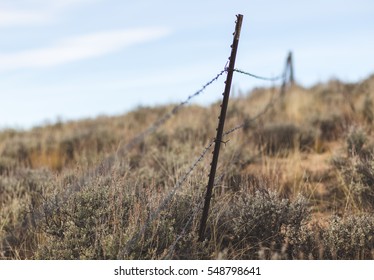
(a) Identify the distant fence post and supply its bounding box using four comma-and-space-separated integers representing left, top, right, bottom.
280, 51, 294, 99
198, 14, 243, 242
287, 51, 295, 85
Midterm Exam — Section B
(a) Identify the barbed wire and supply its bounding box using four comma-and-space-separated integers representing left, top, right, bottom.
71, 63, 289, 187
221, 66, 289, 138
117, 70, 226, 157
174, 70, 227, 112
233, 68, 285, 82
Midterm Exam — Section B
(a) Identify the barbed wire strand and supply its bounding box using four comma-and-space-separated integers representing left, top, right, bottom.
233, 68, 284, 82
117, 70, 226, 156
222, 68, 289, 138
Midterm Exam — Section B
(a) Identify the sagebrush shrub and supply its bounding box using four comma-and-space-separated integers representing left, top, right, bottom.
254, 124, 315, 155
36, 183, 134, 259
347, 127, 367, 156
224, 190, 309, 259
322, 215, 374, 259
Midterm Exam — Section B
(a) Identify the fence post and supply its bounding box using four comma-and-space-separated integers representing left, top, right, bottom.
198, 14, 243, 242
287, 51, 295, 85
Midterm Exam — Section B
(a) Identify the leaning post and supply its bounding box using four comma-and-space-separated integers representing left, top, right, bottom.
198, 14, 243, 241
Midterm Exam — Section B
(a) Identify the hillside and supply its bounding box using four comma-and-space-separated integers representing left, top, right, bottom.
1, 74, 374, 259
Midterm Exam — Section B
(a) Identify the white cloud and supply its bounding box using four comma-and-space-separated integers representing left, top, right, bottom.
0, 0, 100, 27
0, 27, 172, 71
0, 9, 52, 26
28, 0, 100, 9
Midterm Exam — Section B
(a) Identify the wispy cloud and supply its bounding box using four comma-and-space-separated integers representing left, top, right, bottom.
0, 27, 172, 71
0, 0, 100, 27
0, 8, 52, 27
29, 0, 101, 10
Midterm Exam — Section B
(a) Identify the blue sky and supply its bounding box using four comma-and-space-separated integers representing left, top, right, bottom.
1, 0, 373, 129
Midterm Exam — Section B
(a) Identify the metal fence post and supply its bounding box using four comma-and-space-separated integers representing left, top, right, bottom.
198, 14, 243, 242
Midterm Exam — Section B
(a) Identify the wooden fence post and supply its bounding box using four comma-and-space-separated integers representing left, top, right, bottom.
198, 14, 243, 241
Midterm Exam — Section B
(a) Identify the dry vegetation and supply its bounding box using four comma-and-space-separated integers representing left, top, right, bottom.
1, 74, 374, 259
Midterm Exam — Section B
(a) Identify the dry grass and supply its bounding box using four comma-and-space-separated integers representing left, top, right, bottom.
1, 74, 374, 259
